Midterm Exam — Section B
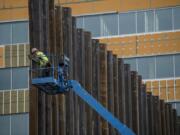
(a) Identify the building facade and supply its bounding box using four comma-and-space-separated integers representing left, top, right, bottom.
0, 0, 180, 134
65, 0, 180, 115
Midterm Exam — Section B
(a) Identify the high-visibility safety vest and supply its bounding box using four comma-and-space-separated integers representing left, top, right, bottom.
36, 51, 49, 67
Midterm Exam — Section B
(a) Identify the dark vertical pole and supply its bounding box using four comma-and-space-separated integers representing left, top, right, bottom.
29, 0, 49, 135
55, 6, 66, 135
99, 43, 109, 135
47, 0, 56, 135
92, 39, 101, 135
153, 96, 162, 135
84, 31, 93, 135
62, 7, 74, 135
113, 55, 119, 135
173, 109, 177, 135
124, 64, 132, 129
169, 104, 175, 135
160, 100, 167, 135
165, 103, 171, 135
118, 59, 126, 123
77, 29, 86, 135
138, 76, 142, 135
72, 17, 79, 135
157, 97, 162, 135
107, 51, 115, 135
142, 84, 149, 135
131, 71, 140, 134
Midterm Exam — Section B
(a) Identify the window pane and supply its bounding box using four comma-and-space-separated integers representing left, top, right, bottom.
0, 68, 11, 90
155, 9, 172, 31
137, 11, 145, 33
84, 15, 100, 37
11, 114, 29, 135
156, 55, 173, 78
12, 22, 29, 44
145, 10, 154, 32
0, 115, 10, 135
76, 17, 83, 28
124, 58, 137, 71
175, 55, 180, 77
12, 67, 29, 89
0, 23, 11, 45
119, 12, 136, 35
101, 13, 118, 36
175, 103, 180, 116
174, 7, 180, 29
138, 57, 155, 79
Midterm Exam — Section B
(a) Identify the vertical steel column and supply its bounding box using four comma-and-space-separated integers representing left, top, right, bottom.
107, 51, 115, 135
92, 39, 101, 135
84, 31, 93, 135
131, 71, 140, 134
99, 43, 109, 135
118, 59, 126, 123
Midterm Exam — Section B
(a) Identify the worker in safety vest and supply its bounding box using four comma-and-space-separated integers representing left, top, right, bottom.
29, 48, 51, 76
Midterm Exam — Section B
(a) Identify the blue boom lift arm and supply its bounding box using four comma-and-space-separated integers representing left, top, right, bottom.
31, 55, 135, 135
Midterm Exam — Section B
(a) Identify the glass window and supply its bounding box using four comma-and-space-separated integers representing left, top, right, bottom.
137, 11, 145, 33
11, 114, 29, 135
76, 17, 83, 28
124, 58, 137, 71
12, 22, 29, 44
84, 15, 100, 37
138, 57, 155, 79
175, 55, 180, 77
12, 67, 29, 89
155, 8, 172, 31
0, 68, 11, 90
0, 23, 11, 45
145, 10, 154, 32
119, 12, 136, 34
156, 55, 174, 78
0, 115, 10, 135
101, 13, 118, 36
174, 7, 180, 29
175, 103, 180, 116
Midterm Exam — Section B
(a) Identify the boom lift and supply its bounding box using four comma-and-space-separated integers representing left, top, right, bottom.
31, 55, 135, 135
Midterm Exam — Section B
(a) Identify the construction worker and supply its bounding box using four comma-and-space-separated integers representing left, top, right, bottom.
29, 48, 51, 76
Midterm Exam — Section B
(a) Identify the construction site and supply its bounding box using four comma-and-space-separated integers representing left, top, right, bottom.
0, 0, 180, 135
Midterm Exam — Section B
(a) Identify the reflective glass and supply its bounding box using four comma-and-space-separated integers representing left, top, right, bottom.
0, 115, 10, 135
11, 114, 29, 135
155, 9, 172, 31
101, 13, 118, 36
12, 67, 29, 89
137, 11, 145, 33
176, 103, 180, 116
0, 68, 11, 90
138, 57, 155, 79
156, 55, 173, 78
84, 15, 100, 37
174, 7, 180, 29
124, 58, 137, 71
145, 10, 154, 32
0, 23, 11, 45
175, 55, 180, 77
119, 12, 136, 34
76, 17, 83, 28
12, 21, 29, 44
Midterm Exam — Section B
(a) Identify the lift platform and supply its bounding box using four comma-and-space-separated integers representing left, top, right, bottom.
31, 55, 135, 135
32, 76, 68, 95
